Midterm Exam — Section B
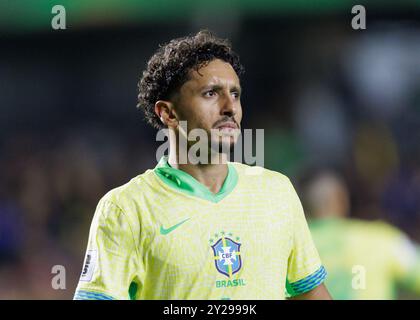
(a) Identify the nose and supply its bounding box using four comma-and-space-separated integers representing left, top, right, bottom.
220, 91, 237, 116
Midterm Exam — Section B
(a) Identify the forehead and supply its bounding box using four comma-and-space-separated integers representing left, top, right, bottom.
183, 59, 240, 89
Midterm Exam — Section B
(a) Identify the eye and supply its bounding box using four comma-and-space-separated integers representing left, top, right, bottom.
203, 90, 217, 98
231, 91, 240, 99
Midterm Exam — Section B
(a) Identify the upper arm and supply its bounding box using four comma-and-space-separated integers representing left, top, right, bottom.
74, 199, 143, 300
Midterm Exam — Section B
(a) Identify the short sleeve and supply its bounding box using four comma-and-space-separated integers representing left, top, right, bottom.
74, 199, 142, 300
285, 180, 327, 297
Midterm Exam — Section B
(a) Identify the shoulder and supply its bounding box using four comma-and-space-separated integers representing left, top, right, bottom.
100, 169, 155, 204
93, 169, 158, 226
230, 162, 301, 215
230, 161, 293, 189
349, 219, 405, 243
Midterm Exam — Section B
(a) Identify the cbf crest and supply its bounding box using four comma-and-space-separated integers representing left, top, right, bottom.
210, 231, 242, 278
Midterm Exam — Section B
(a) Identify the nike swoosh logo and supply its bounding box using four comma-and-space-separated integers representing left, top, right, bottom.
160, 218, 190, 235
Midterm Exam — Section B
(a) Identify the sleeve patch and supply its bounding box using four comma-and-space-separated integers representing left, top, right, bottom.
80, 250, 97, 282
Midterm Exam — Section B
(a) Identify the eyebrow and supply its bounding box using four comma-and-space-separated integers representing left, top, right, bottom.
200, 84, 242, 93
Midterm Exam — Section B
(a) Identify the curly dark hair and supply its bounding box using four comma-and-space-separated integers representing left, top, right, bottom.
137, 30, 245, 129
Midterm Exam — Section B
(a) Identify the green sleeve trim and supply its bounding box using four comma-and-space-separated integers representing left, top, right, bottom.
286, 265, 327, 297
74, 289, 115, 300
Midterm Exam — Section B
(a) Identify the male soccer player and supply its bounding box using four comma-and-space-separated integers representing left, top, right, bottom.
74, 30, 331, 300
304, 170, 420, 299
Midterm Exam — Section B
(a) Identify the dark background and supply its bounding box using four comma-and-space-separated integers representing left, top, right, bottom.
0, 1, 419, 299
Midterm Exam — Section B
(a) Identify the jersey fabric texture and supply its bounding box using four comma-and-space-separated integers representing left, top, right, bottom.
74, 157, 326, 300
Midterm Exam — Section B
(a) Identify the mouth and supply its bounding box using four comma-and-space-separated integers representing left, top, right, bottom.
215, 122, 238, 130
213, 122, 240, 137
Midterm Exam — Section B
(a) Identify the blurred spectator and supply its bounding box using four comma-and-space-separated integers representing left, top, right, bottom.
303, 170, 420, 299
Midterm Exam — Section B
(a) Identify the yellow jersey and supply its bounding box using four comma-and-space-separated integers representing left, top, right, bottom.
74, 157, 326, 300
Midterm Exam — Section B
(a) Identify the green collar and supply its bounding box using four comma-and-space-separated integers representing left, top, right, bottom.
153, 156, 238, 203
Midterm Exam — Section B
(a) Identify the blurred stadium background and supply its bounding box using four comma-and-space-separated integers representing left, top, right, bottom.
0, 0, 419, 299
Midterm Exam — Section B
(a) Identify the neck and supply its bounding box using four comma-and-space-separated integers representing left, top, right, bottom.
168, 131, 229, 194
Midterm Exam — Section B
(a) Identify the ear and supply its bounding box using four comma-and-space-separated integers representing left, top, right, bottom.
154, 100, 178, 128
